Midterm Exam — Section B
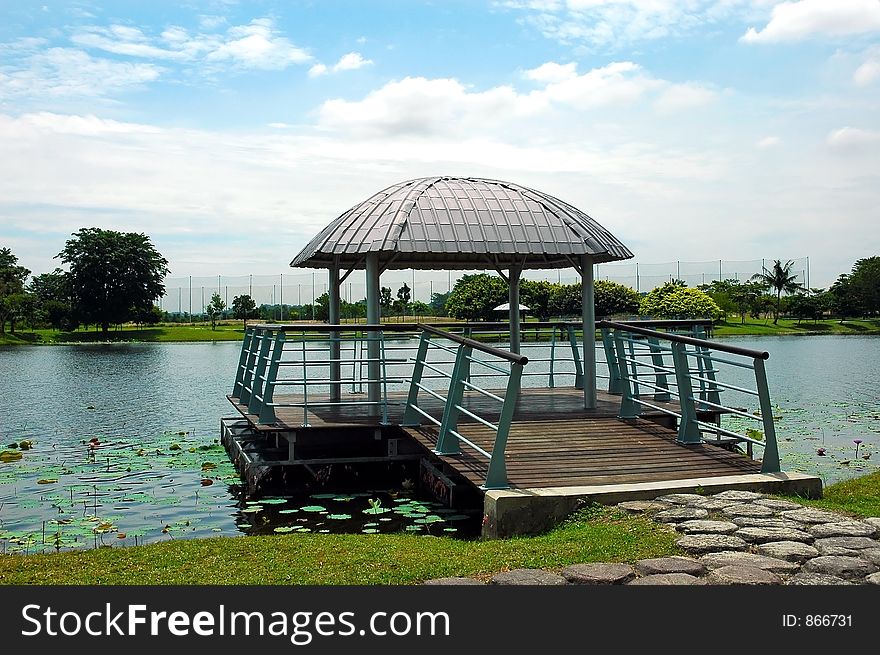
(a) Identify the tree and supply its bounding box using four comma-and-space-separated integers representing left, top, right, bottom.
430, 291, 450, 316
56, 228, 169, 334
786, 293, 824, 324
379, 287, 393, 313
639, 282, 723, 320
395, 283, 411, 317
232, 294, 257, 328
0, 247, 30, 334
520, 280, 555, 320
750, 259, 804, 324
828, 274, 862, 322
29, 268, 73, 329
849, 256, 880, 316
445, 274, 508, 321
594, 280, 640, 318
205, 293, 226, 330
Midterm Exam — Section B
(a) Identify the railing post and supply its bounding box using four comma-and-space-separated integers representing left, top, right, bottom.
402, 331, 432, 426
233, 326, 254, 397
568, 325, 583, 390
613, 331, 640, 418
671, 341, 701, 444
648, 336, 671, 401
483, 361, 523, 490
602, 327, 621, 394
248, 328, 274, 415
754, 357, 781, 473
434, 343, 472, 455
695, 327, 720, 407
239, 328, 262, 405
548, 326, 556, 388
258, 330, 285, 424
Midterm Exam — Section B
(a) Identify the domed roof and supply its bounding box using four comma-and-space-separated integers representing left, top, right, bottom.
290, 176, 633, 270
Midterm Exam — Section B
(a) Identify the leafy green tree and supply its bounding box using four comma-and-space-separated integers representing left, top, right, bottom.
205, 293, 226, 330
133, 304, 163, 326
445, 274, 508, 321
594, 280, 640, 317
520, 280, 555, 320
410, 300, 431, 317
828, 274, 862, 321
395, 283, 411, 317
785, 293, 824, 324
430, 291, 450, 316
56, 228, 169, 334
232, 294, 257, 328
639, 282, 723, 320
849, 256, 880, 316
750, 259, 804, 324
379, 286, 393, 313
0, 247, 30, 333
549, 283, 582, 317
28, 268, 74, 329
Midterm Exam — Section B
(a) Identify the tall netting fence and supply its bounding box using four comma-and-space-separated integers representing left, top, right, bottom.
158, 257, 810, 315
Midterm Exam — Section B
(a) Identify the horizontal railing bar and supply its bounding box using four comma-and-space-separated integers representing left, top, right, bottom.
686, 376, 758, 396
688, 398, 761, 420
454, 405, 500, 431
406, 403, 442, 427
419, 361, 455, 379
465, 356, 510, 375
417, 324, 528, 365
458, 380, 505, 403
600, 320, 769, 360
271, 400, 385, 408
630, 398, 682, 418
627, 380, 681, 396
694, 420, 766, 447
411, 382, 448, 404
447, 429, 491, 459
686, 352, 756, 370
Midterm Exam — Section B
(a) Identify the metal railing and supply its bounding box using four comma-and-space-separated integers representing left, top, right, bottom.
400, 325, 528, 489
599, 320, 780, 473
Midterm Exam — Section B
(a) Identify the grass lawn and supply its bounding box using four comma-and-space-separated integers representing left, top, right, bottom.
711, 317, 880, 337
783, 470, 880, 518
0, 506, 679, 585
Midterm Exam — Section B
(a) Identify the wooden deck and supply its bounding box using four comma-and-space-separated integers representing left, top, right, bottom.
227, 387, 761, 491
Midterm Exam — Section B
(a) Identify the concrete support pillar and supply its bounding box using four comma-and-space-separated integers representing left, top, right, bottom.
509, 265, 521, 354
581, 255, 596, 409
328, 262, 341, 402
365, 253, 381, 414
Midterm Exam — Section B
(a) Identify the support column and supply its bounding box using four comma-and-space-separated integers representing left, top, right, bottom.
365, 253, 381, 414
581, 255, 596, 409
328, 262, 341, 402
509, 264, 521, 354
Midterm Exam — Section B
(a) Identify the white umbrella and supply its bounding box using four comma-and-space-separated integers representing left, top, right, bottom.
493, 302, 530, 312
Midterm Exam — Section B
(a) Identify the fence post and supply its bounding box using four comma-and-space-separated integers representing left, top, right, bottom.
648, 336, 671, 401
613, 331, 640, 418
671, 341, 701, 443
754, 357, 781, 473
483, 361, 523, 490
239, 328, 262, 405
248, 328, 274, 415
402, 331, 432, 426
258, 330, 285, 424
602, 327, 621, 394
435, 343, 472, 455
568, 325, 583, 390
233, 327, 254, 397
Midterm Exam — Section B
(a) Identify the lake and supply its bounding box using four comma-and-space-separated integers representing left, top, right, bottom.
0, 334, 877, 553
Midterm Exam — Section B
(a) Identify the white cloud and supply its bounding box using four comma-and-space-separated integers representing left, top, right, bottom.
826, 126, 880, 150
0, 48, 162, 99
523, 61, 577, 82
853, 49, 880, 85
756, 135, 781, 148
742, 0, 880, 43
205, 18, 311, 70
653, 82, 718, 112
308, 52, 373, 77
268, 122, 292, 129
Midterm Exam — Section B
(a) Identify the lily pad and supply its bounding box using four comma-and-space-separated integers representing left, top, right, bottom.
37, 479, 58, 485
241, 507, 262, 514
300, 505, 326, 513
363, 507, 390, 515
238, 523, 253, 529
258, 498, 288, 505
327, 514, 352, 520
0, 450, 23, 463
278, 509, 299, 515
362, 528, 379, 534
273, 526, 295, 533
310, 493, 338, 499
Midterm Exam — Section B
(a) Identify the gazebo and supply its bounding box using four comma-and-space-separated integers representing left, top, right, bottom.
290, 176, 633, 409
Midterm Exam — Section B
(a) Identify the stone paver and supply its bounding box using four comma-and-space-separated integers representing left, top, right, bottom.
490, 569, 567, 585
686, 498, 739, 511
654, 493, 706, 505
713, 490, 764, 502
675, 520, 740, 535
699, 551, 799, 573
801, 556, 878, 581
814, 536, 879, 551
731, 517, 804, 529
735, 526, 814, 544
423, 577, 484, 585
863, 517, 880, 531
705, 565, 782, 585
754, 498, 803, 511
866, 572, 880, 585
755, 541, 819, 563
617, 500, 669, 513
781, 508, 847, 524
677, 534, 748, 554
628, 573, 706, 585
655, 507, 709, 523
859, 548, 880, 566
635, 556, 706, 577
562, 563, 634, 585
787, 572, 853, 586
722, 503, 775, 518
809, 521, 878, 539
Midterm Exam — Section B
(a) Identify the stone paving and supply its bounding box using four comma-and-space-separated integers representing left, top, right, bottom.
424, 490, 880, 586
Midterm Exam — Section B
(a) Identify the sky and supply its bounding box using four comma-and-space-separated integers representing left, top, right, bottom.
1, 0, 879, 291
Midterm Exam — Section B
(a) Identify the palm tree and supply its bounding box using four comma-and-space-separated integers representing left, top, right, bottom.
751, 260, 804, 324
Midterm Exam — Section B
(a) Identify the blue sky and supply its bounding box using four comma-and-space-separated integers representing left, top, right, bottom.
1, 0, 879, 290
